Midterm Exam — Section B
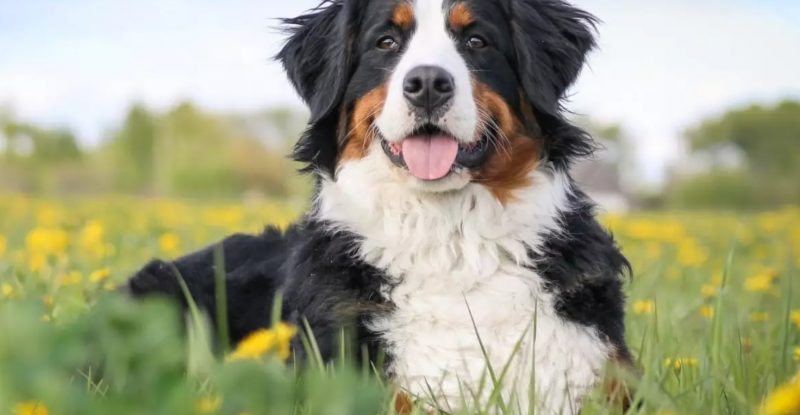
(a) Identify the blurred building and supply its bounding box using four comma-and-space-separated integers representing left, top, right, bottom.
572, 138, 632, 213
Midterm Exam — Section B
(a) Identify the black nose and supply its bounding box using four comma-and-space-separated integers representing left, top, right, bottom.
403, 65, 455, 112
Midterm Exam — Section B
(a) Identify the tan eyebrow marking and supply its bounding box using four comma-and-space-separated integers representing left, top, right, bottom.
449, 2, 475, 31
392, 2, 415, 30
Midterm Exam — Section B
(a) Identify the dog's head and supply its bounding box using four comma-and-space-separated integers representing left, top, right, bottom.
279, 0, 596, 202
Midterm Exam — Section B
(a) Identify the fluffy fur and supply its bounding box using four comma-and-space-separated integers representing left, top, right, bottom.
127, 0, 633, 413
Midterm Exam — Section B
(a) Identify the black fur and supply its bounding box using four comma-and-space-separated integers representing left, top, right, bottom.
531, 185, 631, 356
127, 0, 632, 378
279, 0, 598, 175
128, 219, 390, 362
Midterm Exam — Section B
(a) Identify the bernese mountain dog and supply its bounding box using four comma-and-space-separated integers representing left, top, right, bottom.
127, 0, 633, 413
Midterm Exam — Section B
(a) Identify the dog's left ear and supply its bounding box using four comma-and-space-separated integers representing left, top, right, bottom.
507, 0, 597, 118
278, 1, 362, 176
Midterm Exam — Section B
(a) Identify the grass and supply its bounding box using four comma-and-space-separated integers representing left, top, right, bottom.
0, 195, 799, 414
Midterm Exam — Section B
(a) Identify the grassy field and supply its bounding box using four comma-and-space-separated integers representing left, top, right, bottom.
1, 195, 799, 414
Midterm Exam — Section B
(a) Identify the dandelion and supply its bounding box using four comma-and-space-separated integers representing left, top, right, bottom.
645, 242, 662, 259
229, 322, 298, 361
677, 238, 709, 267
701, 284, 719, 298
633, 300, 655, 315
664, 357, 699, 370
761, 374, 800, 415
751, 312, 770, 323
2, 283, 14, 299
28, 254, 48, 273
89, 268, 111, 284
25, 227, 68, 256
195, 396, 222, 414
0, 234, 6, 257
699, 305, 715, 319
57, 271, 82, 287
791, 310, 800, 330
13, 401, 49, 415
80, 220, 110, 259
745, 270, 777, 293
159, 232, 181, 255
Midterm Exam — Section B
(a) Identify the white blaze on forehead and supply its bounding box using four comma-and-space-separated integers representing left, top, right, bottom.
375, 0, 478, 144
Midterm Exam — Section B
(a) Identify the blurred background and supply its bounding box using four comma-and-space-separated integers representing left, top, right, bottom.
1, 0, 799, 211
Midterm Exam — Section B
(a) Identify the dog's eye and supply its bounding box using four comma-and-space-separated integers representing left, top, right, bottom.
377, 36, 400, 52
467, 35, 487, 49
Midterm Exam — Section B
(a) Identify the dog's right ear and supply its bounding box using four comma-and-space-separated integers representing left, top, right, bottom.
278, 1, 361, 176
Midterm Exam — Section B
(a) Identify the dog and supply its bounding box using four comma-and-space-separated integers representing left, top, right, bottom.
127, 0, 633, 413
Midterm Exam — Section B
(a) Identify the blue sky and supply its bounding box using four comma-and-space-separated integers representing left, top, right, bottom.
1, 0, 799, 185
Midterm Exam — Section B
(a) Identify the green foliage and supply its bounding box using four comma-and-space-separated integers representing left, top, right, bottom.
0, 103, 310, 198
2, 195, 800, 414
668, 169, 761, 209
0, 297, 388, 415
675, 100, 800, 208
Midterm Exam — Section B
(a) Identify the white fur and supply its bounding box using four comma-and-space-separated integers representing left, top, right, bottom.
375, 0, 478, 145
319, 147, 612, 414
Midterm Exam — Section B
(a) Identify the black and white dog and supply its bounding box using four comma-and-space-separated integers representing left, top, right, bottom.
128, 0, 633, 412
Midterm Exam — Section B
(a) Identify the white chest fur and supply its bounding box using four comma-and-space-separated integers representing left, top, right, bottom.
319, 150, 611, 414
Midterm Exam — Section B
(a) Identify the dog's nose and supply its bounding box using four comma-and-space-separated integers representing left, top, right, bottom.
403, 65, 455, 113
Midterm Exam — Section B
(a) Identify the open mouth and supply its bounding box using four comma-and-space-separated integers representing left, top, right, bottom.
380, 125, 492, 181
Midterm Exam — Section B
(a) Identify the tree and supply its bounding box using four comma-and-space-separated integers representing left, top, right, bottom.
687, 101, 800, 180
111, 104, 158, 191
673, 100, 800, 208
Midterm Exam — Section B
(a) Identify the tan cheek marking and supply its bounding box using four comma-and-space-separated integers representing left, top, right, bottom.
392, 2, 415, 30
339, 85, 389, 163
472, 82, 542, 205
449, 2, 475, 31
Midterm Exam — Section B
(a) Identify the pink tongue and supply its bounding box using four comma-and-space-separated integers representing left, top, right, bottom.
401, 135, 459, 181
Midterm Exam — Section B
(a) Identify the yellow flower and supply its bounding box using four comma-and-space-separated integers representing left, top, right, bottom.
80, 220, 110, 259
751, 312, 770, 323
761, 374, 800, 415
677, 238, 709, 267
633, 300, 656, 315
195, 396, 222, 414
229, 322, 298, 361
89, 268, 111, 284
664, 357, 699, 370
25, 227, 69, 256
158, 232, 181, 255
27, 253, 48, 273
700, 305, 715, 319
745, 270, 777, 293
0, 234, 6, 257
2, 283, 14, 299
57, 271, 83, 287
701, 284, 719, 298
13, 401, 49, 415
645, 242, 662, 259
791, 310, 800, 330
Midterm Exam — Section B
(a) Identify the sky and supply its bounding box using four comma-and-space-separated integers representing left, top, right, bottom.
1, 0, 799, 185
